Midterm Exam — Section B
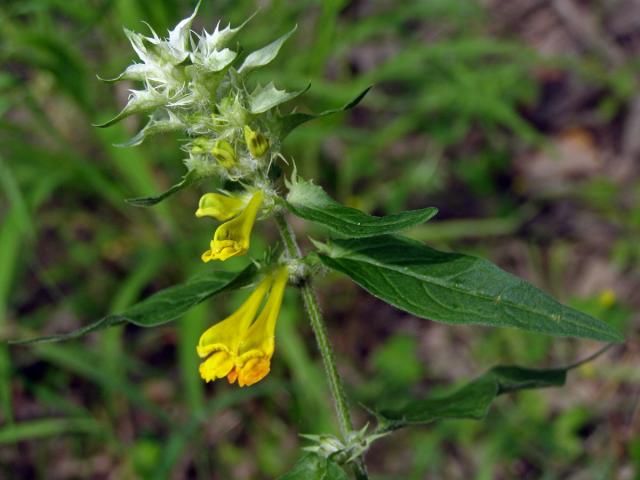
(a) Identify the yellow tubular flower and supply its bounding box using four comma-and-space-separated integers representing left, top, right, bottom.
197, 267, 289, 386
195, 192, 248, 221
200, 190, 264, 262
197, 275, 273, 382
233, 266, 288, 387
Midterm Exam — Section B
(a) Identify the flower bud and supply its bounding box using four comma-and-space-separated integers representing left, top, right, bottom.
243, 125, 269, 158
211, 139, 236, 168
190, 136, 211, 154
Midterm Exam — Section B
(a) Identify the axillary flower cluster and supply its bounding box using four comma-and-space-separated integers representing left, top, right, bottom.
98, 2, 307, 387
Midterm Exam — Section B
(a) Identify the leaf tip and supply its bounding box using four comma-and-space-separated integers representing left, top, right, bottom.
92, 116, 120, 128
607, 328, 625, 343
349, 85, 373, 106
96, 73, 123, 83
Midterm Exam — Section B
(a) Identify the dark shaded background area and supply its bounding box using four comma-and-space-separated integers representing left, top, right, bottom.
1, 0, 639, 478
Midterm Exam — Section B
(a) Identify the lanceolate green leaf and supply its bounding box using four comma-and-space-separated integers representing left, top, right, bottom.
375, 364, 568, 432
115, 110, 185, 148
317, 235, 623, 342
285, 178, 437, 237
248, 82, 310, 114
279, 86, 372, 140
11, 265, 257, 345
92, 87, 172, 128
277, 454, 348, 480
238, 25, 297, 74
125, 170, 196, 207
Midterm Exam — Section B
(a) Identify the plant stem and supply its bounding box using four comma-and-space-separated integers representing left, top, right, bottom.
274, 212, 368, 480
299, 283, 352, 434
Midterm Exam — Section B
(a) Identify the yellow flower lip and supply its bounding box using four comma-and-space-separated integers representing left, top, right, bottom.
236, 357, 270, 387
199, 190, 263, 262
197, 266, 289, 387
199, 350, 234, 383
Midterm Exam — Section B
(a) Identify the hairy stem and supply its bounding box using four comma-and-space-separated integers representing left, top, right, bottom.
274, 212, 368, 480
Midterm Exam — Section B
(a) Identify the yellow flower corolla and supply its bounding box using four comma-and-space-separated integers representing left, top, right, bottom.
243, 125, 269, 158
198, 267, 289, 387
195, 192, 248, 221
199, 190, 263, 262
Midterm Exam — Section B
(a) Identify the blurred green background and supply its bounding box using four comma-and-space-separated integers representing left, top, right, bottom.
1, 0, 638, 478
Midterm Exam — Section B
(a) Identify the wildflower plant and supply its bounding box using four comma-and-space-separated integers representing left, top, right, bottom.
14, 3, 624, 478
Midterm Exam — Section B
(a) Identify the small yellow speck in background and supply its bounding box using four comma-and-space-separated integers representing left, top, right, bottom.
598, 289, 616, 309
578, 362, 596, 379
